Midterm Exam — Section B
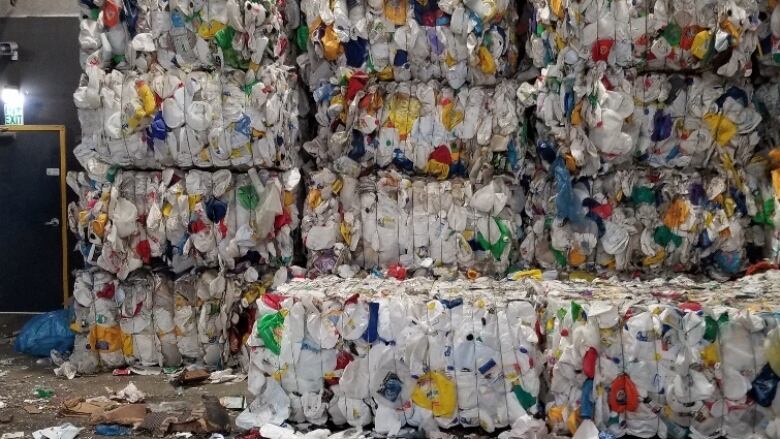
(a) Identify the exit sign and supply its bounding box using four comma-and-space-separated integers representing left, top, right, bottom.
3, 103, 23, 125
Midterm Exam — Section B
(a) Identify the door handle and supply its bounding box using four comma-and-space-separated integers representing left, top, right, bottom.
45, 218, 60, 227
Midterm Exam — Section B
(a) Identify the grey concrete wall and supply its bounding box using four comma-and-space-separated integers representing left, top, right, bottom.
0, 1, 80, 17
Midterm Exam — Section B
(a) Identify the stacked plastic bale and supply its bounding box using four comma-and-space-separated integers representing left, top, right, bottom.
241, 277, 544, 436
67, 167, 301, 279
526, 0, 759, 77
71, 0, 304, 276
514, 0, 775, 277
301, 168, 524, 277
295, 0, 528, 277
296, 0, 522, 89
67, 268, 262, 373
539, 276, 780, 439
68, 269, 125, 375
72, 65, 301, 171
302, 79, 524, 182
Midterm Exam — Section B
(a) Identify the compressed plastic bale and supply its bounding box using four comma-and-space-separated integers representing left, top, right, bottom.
89, 270, 126, 369
174, 273, 205, 362
77, 0, 296, 72
72, 66, 302, 171
526, 0, 758, 77
303, 80, 524, 181
151, 271, 183, 367
117, 272, 158, 366
302, 169, 522, 276
297, 0, 520, 89
526, 68, 762, 177
67, 168, 301, 277
69, 270, 102, 375
518, 167, 770, 276
243, 277, 545, 433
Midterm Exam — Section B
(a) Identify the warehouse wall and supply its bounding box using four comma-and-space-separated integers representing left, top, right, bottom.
0, 16, 82, 168
0, 13, 83, 310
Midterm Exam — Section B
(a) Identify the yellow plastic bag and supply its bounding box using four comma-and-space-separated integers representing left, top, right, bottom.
510, 269, 542, 280
425, 159, 450, 180
384, 0, 408, 25
477, 46, 497, 74
691, 31, 711, 59
322, 25, 342, 61
198, 20, 226, 39
663, 198, 690, 229
387, 94, 421, 137
89, 325, 123, 353
766, 327, 780, 376
440, 101, 464, 130
703, 113, 737, 146
411, 372, 456, 417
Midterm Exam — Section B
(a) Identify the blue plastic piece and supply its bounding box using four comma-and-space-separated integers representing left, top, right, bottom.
14, 309, 74, 358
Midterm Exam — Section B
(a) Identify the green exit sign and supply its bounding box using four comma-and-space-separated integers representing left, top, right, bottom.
3, 103, 23, 125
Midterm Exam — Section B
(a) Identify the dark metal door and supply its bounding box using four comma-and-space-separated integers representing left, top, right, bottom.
0, 128, 65, 312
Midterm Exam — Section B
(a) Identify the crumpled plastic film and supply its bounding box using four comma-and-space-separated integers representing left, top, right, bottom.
303, 79, 524, 181
72, 64, 301, 170
526, 68, 762, 176
77, 0, 296, 72
756, 0, 780, 70
526, 0, 759, 77
66, 167, 301, 279
519, 163, 777, 276
302, 169, 524, 276
296, 0, 520, 89
243, 277, 543, 435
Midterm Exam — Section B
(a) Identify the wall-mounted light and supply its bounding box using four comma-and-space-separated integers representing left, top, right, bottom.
2, 87, 25, 125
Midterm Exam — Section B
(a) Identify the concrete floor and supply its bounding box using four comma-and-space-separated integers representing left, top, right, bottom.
0, 316, 247, 438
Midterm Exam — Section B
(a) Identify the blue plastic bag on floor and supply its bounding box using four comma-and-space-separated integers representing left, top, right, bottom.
14, 309, 74, 357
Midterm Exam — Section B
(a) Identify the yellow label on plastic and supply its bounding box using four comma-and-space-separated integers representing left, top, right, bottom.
384, 0, 408, 25
441, 101, 464, 131
643, 248, 666, 266
340, 222, 352, 246
332, 179, 343, 194
701, 343, 720, 367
